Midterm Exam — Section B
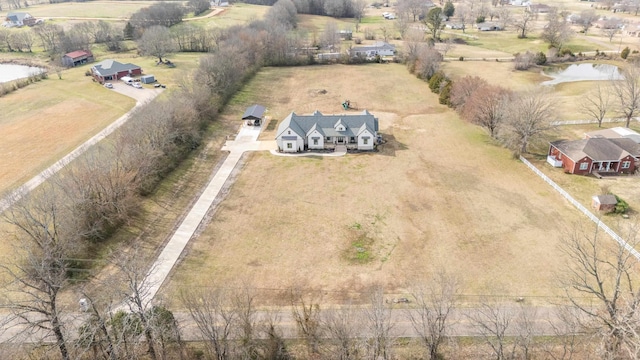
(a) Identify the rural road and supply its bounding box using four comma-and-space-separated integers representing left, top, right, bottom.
0, 305, 569, 343
0, 83, 163, 212
42, 7, 225, 22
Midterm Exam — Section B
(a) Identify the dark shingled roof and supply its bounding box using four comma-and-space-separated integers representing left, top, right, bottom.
551, 138, 640, 162
594, 194, 618, 205
91, 59, 141, 77
276, 110, 378, 139
242, 104, 265, 120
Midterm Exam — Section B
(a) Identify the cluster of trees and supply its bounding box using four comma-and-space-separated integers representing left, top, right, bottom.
129, 2, 186, 35
0, 20, 124, 55
448, 75, 556, 155
243, 0, 367, 18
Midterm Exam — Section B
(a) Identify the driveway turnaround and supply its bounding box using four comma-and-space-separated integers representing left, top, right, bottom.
141, 124, 274, 306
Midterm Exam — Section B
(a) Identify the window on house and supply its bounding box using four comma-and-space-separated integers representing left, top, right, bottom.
622, 161, 631, 169
363, 138, 368, 145
287, 130, 291, 135
350, 137, 355, 142
313, 138, 318, 145
287, 143, 292, 149
579, 162, 588, 170
326, 136, 331, 141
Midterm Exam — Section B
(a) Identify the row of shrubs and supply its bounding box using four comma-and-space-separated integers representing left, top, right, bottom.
0, 70, 48, 97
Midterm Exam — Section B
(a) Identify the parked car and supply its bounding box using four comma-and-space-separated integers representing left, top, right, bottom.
132, 83, 142, 89
104, 83, 113, 89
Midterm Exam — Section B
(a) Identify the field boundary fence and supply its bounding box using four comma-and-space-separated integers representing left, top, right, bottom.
520, 156, 640, 260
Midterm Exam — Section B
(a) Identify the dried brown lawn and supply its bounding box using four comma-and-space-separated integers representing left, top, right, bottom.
164, 64, 586, 305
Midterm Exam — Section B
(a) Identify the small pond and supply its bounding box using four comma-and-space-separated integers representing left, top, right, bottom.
0, 64, 45, 84
541, 63, 623, 86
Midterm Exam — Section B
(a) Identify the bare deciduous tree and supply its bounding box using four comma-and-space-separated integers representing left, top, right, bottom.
579, 9, 598, 35
560, 223, 640, 359
467, 298, 517, 360
612, 63, 640, 128
540, 7, 573, 49
462, 84, 511, 138
0, 185, 80, 360
581, 83, 611, 128
364, 285, 395, 360
322, 304, 365, 359
180, 287, 236, 359
291, 288, 322, 356
138, 25, 177, 63
450, 75, 489, 113
502, 87, 556, 155
512, 10, 534, 38
406, 270, 460, 360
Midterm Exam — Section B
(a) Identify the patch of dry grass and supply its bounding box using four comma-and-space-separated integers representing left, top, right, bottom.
0, 64, 134, 194
163, 64, 588, 306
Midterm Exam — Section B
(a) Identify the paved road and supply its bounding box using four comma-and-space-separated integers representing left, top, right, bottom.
0, 82, 163, 212
0, 305, 568, 343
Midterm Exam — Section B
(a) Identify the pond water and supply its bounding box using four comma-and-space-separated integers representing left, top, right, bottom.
541, 63, 623, 86
0, 64, 45, 84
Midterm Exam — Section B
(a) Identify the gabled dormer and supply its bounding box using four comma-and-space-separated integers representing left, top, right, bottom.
334, 119, 347, 132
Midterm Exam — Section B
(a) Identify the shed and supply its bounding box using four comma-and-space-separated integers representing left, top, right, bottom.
140, 75, 155, 84
61, 50, 94, 67
592, 194, 618, 212
242, 104, 266, 126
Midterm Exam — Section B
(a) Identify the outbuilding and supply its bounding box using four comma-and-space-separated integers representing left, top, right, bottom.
592, 194, 618, 212
242, 104, 266, 126
61, 50, 94, 67
140, 74, 155, 84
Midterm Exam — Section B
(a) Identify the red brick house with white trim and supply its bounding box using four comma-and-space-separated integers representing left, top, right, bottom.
548, 138, 639, 175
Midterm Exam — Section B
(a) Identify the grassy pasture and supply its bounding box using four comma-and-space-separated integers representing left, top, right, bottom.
0, 65, 134, 194
196, 4, 269, 28
4, 1, 159, 19
163, 64, 590, 305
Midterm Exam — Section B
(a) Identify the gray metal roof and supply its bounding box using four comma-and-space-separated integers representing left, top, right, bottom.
91, 59, 141, 77
6, 12, 30, 22
350, 42, 395, 53
593, 194, 618, 205
242, 104, 266, 120
276, 110, 378, 139
551, 138, 639, 162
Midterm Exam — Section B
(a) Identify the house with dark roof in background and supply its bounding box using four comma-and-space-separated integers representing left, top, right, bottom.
547, 138, 639, 175
62, 50, 94, 67
4, 12, 35, 27
276, 110, 378, 152
91, 59, 142, 83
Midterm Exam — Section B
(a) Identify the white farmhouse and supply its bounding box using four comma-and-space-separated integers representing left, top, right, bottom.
276, 110, 379, 153
349, 42, 395, 58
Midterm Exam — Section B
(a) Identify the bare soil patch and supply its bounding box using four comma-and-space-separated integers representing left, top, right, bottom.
163, 64, 586, 306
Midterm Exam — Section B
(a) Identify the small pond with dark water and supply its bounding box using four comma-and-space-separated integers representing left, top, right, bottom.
541, 63, 623, 86
0, 64, 45, 84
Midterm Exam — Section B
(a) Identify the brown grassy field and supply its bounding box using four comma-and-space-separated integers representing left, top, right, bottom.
163, 64, 589, 305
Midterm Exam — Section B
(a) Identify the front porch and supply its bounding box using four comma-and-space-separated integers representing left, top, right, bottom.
591, 161, 620, 173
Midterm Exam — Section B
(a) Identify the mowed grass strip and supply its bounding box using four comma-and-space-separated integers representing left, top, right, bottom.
163, 64, 586, 305
0, 63, 134, 193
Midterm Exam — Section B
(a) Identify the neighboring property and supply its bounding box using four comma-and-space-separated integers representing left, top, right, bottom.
275, 110, 379, 152
338, 30, 352, 40
592, 194, 618, 212
242, 104, 266, 126
349, 42, 395, 58
527, 3, 553, 14
61, 50, 94, 67
4, 12, 35, 27
547, 138, 639, 175
445, 23, 465, 30
624, 23, 640, 37
585, 127, 640, 144
476, 22, 504, 31
509, 0, 531, 6
91, 59, 142, 84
